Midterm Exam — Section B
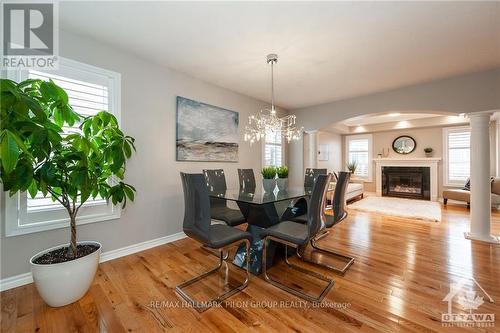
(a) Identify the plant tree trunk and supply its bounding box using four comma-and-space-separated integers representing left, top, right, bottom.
68, 214, 77, 258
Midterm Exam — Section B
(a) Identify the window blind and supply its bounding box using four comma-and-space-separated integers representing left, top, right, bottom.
447, 130, 470, 183
348, 139, 369, 177
264, 130, 283, 166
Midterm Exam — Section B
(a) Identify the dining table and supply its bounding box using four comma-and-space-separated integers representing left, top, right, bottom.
209, 186, 313, 274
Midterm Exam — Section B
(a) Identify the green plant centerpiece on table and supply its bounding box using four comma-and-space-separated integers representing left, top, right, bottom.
261, 166, 277, 192
347, 160, 358, 174
0, 78, 136, 307
424, 147, 433, 157
276, 165, 289, 191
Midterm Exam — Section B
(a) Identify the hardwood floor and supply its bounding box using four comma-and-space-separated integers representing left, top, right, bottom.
2, 204, 500, 332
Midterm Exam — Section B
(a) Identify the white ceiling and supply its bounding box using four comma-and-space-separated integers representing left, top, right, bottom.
60, 2, 500, 109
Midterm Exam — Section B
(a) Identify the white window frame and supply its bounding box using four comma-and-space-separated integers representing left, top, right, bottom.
443, 126, 471, 187
4, 57, 122, 237
262, 131, 285, 167
345, 134, 373, 182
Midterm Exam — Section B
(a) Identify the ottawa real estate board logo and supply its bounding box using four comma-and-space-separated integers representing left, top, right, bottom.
442, 277, 495, 328
1, 1, 59, 69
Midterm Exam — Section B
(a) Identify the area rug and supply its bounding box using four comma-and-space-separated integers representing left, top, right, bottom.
348, 196, 441, 222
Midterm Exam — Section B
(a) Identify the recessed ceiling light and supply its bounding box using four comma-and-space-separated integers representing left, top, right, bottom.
388, 113, 401, 117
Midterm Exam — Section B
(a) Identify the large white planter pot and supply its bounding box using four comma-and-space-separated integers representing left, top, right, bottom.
30, 241, 101, 307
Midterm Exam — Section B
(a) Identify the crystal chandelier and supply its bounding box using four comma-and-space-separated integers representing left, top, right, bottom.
244, 54, 303, 144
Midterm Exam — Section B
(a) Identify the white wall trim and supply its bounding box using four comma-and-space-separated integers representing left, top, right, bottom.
0, 231, 186, 292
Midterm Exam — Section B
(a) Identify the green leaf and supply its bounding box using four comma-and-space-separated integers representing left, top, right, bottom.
52, 107, 63, 127
0, 80, 20, 99
40, 163, 57, 183
123, 185, 135, 202
80, 189, 91, 205
123, 141, 132, 158
40, 81, 59, 101
54, 83, 69, 104
19, 94, 46, 122
0, 130, 20, 173
14, 160, 33, 190
28, 180, 38, 199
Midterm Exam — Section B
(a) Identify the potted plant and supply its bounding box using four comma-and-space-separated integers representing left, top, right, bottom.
424, 147, 433, 157
0, 78, 136, 307
261, 166, 277, 192
276, 166, 289, 191
347, 160, 358, 174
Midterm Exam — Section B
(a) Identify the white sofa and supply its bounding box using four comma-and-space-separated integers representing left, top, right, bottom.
329, 180, 364, 202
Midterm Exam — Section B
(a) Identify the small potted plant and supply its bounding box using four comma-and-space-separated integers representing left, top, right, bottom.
0, 78, 136, 307
424, 147, 433, 157
347, 160, 358, 174
261, 166, 277, 192
276, 166, 289, 191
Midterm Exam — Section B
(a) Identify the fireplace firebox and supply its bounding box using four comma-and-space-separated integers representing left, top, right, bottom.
382, 166, 430, 200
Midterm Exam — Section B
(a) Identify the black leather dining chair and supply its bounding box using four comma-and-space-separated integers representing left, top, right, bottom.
176, 173, 251, 312
304, 168, 328, 188
292, 168, 329, 221
297, 171, 354, 274
261, 174, 334, 302
238, 169, 256, 192
203, 169, 246, 227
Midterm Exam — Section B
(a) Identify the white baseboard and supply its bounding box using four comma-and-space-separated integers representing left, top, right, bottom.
0, 231, 186, 292
0, 272, 33, 292
100, 231, 186, 262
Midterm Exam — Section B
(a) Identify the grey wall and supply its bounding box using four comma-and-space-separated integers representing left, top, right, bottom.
0, 31, 272, 279
289, 69, 500, 186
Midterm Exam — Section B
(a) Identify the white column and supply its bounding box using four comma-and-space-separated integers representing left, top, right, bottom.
303, 130, 318, 169
465, 112, 499, 243
496, 116, 500, 177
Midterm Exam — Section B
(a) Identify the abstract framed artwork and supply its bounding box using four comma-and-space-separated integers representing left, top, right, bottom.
176, 96, 239, 162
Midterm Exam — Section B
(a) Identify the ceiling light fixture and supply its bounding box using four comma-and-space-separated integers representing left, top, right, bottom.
388, 113, 401, 117
244, 54, 303, 145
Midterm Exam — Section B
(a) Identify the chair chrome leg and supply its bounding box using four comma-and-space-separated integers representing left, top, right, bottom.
296, 234, 354, 275
314, 230, 329, 241
262, 236, 333, 303
176, 239, 250, 312
201, 244, 230, 260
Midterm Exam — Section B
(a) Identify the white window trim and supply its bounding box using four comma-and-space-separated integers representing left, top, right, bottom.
443, 125, 471, 187
345, 134, 373, 182
4, 57, 122, 237
261, 133, 285, 167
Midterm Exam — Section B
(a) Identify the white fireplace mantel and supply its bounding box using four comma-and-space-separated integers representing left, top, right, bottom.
373, 157, 441, 201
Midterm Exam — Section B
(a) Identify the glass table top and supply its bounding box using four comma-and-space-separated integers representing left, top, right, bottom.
209, 187, 313, 204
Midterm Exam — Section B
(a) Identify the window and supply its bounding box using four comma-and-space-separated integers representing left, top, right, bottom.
443, 126, 470, 186
263, 130, 283, 166
345, 134, 373, 181
4, 57, 121, 236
